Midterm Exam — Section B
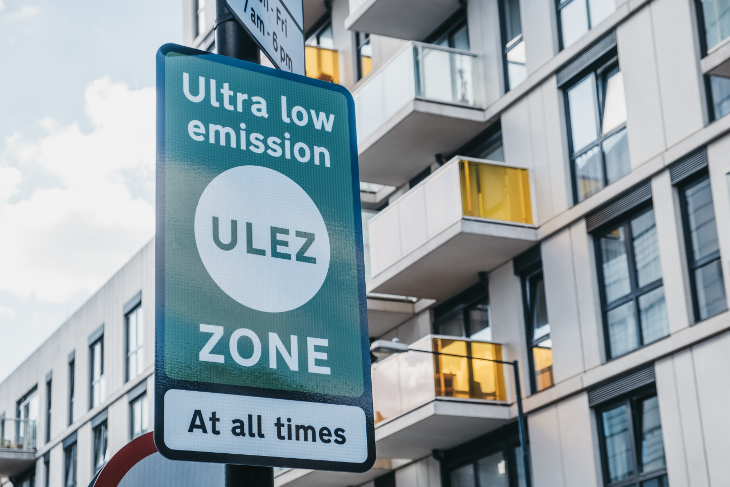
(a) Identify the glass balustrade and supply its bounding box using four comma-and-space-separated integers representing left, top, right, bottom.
305, 46, 340, 84
372, 337, 507, 424
459, 159, 533, 224
0, 419, 36, 451
353, 42, 479, 143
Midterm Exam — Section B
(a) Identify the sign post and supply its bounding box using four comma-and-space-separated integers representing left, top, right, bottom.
155, 44, 374, 473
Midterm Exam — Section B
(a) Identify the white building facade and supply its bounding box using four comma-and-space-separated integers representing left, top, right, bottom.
3, 0, 730, 486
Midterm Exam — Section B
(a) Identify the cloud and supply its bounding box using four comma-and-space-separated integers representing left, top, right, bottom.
0, 1, 5, 12
9, 5, 40, 19
0, 77, 155, 304
0, 305, 16, 318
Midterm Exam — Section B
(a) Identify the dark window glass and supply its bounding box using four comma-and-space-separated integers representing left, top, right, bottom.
433, 17, 470, 50
523, 271, 553, 392
697, 0, 730, 51
558, 0, 615, 49
681, 175, 727, 321
64, 442, 77, 487
194, 0, 206, 39
435, 297, 492, 340
596, 208, 668, 359
566, 59, 629, 202
708, 75, 730, 121
68, 360, 75, 425
463, 127, 505, 162
90, 338, 105, 409
130, 393, 149, 440
597, 392, 667, 487
446, 442, 526, 487
127, 305, 144, 382
46, 380, 52, 443
306, 18, 333, 49
44, 455, 50, 487
500, 0, 526, 90
356, 32, 372, 80
93, 421, 109, 473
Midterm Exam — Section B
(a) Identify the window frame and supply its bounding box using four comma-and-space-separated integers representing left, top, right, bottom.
126, 304, 144, 382
595, 388, 668, 487
89, 337, 104, 410
556, 0, 614, 50
498, 0, 525, 92
92, 420, 109, 474
521, 268, 554, 394
68, 359, 75, 426
593, 204, 667, 360
45, 379, 52, 444
356, 32, 371, 81
678, 172, 727, 322
433, 284, 491, 339
64, 441, 77, 487
44, 454, 50, 487
563, 53, 628, 204
129, 393, 149, 441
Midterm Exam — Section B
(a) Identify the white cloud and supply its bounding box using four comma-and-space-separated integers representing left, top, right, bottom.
0, 77, 155, 304
0, 305, 16, 318
0, 0, 5, 12
9, 5, 40, 19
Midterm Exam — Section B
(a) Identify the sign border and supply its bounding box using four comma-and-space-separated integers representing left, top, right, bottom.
154, 43, 375, 472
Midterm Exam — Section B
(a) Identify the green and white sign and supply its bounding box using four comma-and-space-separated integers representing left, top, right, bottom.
154, 44, 374, 472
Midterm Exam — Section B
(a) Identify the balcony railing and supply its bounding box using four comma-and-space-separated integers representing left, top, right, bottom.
354, 42, 479, 144
0, 419, 36, 451
459, 159, 533, 224
372, 336, 507, 424
305, 46, 339, 84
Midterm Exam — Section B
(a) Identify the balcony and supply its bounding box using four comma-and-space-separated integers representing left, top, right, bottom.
353, 42, 486, 187
0, 419, 36, 477
346, 0, 462, 41
367, 158, 538, 300
305, 46, 339, 84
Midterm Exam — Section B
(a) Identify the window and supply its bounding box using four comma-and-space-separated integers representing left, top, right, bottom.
597, 391, 667, 487
16, 470, 35, 487
680, 175, 727, 321
194, 0, 206, 39
565, 57, 629, 202
500, 0, 526, 90
428, 11, 470, 51
93, 421, 109, 473
306, 18, 334, 49
356, 32, 372, 80
44, 454, 50, 487
64, 441, 77, 487
127, 305, 144, 382
443, 426, 526, 487
596, 208, 669, 359
434, 285, 492, 340
558, 0, 615, 49
523, 270, 553, 392
90, 338, 105, 410
45, 379, 52, 443
460, 124, 505, 162
696, 0, 730, 52
130, 393, 149, 440
707, 75, 730, 121
16, 387, 38, 450
68, 359, 75, 425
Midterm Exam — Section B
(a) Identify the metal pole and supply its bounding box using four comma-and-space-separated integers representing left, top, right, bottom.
225, 464, 274, 487
214, 3, 269, 485
215, 0, 260, 63
511, 360, 532, 487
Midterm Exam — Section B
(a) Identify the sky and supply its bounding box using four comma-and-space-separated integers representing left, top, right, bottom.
0, 0, 181, 381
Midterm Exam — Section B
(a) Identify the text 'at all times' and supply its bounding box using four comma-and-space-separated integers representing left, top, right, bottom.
183, 73, 336, 166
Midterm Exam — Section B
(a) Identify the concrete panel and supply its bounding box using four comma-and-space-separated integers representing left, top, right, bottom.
570, 220, 604, 369
522, 0, 559, 75
617, 8, 666, 168
370, 206, 402, 275
556, 393, 599, 487
398, 186, 428, 255
502, 97, 533, 170
468, 0, 504, 104
651, 171, 693, 332
650, 0, 705, 145
396, 462, 418, 487
654, 356, 691, 487
542, 77, 571, 213
692, 332, 730, 487
76, 422, 91, 487
528, 89, 555, 223
331, 0, 356, 89
542, 230, 585, 383
706, 135, 730, 310
370, 36, 409, 71
528, 406, 565, 487
425, 164, 462, 238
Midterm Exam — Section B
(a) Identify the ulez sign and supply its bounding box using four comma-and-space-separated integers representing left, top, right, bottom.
155, 44, 374, 472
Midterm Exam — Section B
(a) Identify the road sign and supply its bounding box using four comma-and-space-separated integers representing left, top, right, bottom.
88, 433, 225, 487
155, 44, 374, 472
226, 0, 305, 76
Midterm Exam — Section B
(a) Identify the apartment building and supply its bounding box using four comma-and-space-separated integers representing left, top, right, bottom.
3, 0, 730, 486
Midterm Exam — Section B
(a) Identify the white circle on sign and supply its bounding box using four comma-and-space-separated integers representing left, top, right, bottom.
194, 165, 330, 313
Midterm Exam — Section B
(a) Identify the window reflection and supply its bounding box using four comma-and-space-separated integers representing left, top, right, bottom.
559, 0, 615, 49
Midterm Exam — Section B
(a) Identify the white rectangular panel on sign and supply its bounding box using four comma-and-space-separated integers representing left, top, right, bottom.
163, 390, 368, 463
226, 0, 305, 75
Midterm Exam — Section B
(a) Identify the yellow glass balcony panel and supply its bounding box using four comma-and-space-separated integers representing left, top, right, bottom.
532, 346, 554, 392
305, 46, 340, 84
433, 338, 507, 401
459, 160, 533, 224
361, 55, 373, 78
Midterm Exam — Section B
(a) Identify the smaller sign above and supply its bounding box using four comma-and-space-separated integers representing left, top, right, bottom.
226, 0, 305, 76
